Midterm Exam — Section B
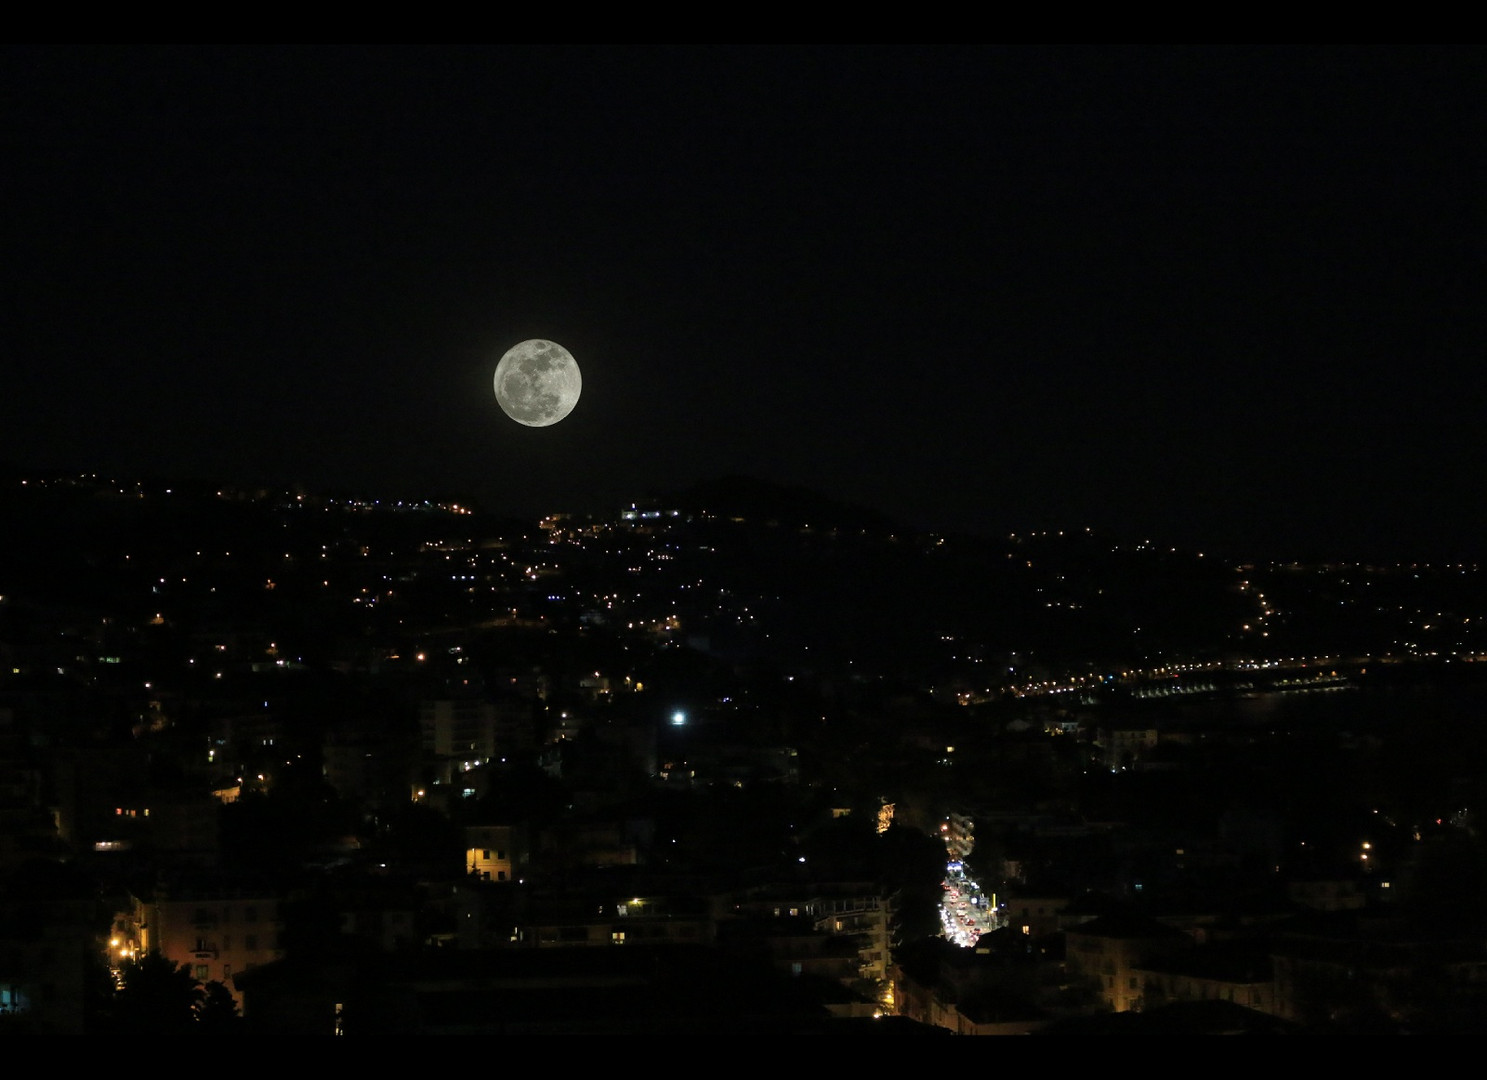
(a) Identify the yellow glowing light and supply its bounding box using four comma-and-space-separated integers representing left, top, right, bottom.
877, 803, 895, 835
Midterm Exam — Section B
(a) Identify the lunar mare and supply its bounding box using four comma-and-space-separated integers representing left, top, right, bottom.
493, 339, 582, 427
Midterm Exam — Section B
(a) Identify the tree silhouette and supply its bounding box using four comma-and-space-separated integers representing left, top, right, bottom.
113, 953, 202, 1031
196, 981, 241, 1028
109, 953, 241, 1031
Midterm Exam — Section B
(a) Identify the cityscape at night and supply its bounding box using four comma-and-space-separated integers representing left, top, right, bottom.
2, 45, 1484, 1033
2, 471, 1486, 1032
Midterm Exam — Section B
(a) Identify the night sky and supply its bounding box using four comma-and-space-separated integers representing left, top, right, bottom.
3, 46, 1482, 559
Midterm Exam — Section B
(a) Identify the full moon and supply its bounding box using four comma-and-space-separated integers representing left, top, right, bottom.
493, 339, 582, 427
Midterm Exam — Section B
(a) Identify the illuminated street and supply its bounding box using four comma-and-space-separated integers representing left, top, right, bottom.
939, 860, 1000, 948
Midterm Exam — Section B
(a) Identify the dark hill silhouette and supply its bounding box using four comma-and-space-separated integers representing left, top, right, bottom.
660, 475, 899, 535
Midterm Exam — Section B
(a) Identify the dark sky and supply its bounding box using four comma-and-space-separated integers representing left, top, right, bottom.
3, 45, 1483, 559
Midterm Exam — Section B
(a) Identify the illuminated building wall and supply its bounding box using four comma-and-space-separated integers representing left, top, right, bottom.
465, 824, 526, 882
137, 892, 286, 1004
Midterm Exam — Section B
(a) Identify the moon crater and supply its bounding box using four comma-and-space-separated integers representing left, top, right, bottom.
494, 339, 582, 427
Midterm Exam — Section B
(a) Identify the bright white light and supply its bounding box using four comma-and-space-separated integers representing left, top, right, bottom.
494, 339, 582, 427
671, 711, 686, 726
